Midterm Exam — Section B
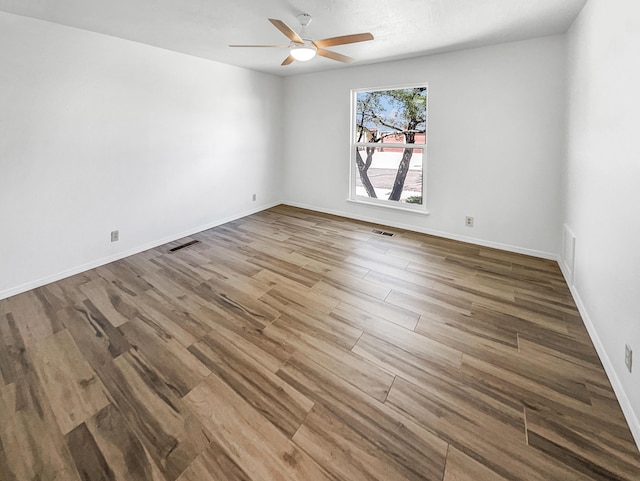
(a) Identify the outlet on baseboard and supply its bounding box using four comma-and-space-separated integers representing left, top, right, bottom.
465, 216, 474, 227
110, 230, 119, 242
625, 344, 633, 373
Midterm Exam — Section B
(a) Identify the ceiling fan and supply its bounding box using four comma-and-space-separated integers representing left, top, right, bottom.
230, 14, 374, 66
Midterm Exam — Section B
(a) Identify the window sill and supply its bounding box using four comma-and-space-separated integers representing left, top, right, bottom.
347, 197, 430, 215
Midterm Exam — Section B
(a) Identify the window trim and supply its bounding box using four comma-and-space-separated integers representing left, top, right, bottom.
349, 83, 429, 214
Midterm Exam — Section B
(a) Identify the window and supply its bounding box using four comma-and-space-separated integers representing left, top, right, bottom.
350, 84, 428, 212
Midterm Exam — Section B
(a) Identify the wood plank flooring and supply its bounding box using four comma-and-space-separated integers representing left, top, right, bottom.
1, 204, 639, 481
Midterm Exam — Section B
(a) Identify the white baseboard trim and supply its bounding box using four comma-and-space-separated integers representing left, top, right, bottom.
0, 202, 280, 301
558, 261, 640, 451
283, 201, 557, 260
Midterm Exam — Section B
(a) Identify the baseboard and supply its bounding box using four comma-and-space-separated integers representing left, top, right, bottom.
558, 261, 640, 451
283, 201, 557, 260
0, 202, 280, 301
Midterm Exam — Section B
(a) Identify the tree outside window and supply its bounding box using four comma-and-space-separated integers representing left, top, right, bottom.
351, 85, 427, 211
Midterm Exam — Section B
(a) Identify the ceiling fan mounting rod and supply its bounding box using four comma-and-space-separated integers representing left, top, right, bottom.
296, 13, 312, 43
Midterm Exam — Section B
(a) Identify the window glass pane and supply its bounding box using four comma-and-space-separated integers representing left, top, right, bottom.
354, 87, 427, 144
354, 147, 423, 204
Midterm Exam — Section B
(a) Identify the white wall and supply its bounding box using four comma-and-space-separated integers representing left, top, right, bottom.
282, 36, 566, 258
564, 0, 640, 445
0, 12, 283, 299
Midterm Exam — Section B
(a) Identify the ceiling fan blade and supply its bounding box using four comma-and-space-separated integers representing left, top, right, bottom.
229, 44, 289, 48
269, 19, 304, 44
313, 32, 374, 48
316, 48, 354, 64
281, 55, 295, 66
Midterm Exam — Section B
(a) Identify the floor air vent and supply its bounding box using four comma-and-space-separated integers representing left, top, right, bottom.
169, 240, 200, 252
372, 229, 395, 237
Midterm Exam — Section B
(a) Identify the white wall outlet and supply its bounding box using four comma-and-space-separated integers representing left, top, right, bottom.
252, 193, 257, 201
110, 230, 119, 242
465, 216, 474, 227
625, 344, 632, 373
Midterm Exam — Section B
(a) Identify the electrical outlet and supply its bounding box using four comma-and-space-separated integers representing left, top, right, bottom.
465, 216, 474, 227
252, 193, 257, 201
110, 230, 119, 242
625, 344, 633, 373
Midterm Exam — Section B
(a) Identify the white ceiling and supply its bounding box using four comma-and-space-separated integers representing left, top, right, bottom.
0, 0, 587, 77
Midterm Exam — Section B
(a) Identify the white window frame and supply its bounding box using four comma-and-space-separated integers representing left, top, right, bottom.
348, 83, 428, 214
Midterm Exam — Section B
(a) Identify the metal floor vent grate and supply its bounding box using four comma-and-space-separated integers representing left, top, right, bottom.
169, 240, 200, 252
372, 229, 395, 237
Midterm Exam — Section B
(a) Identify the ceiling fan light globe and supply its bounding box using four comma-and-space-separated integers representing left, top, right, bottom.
290, 44, 317, 61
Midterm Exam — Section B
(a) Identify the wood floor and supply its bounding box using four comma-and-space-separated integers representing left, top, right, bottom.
1, 205, 639, 481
